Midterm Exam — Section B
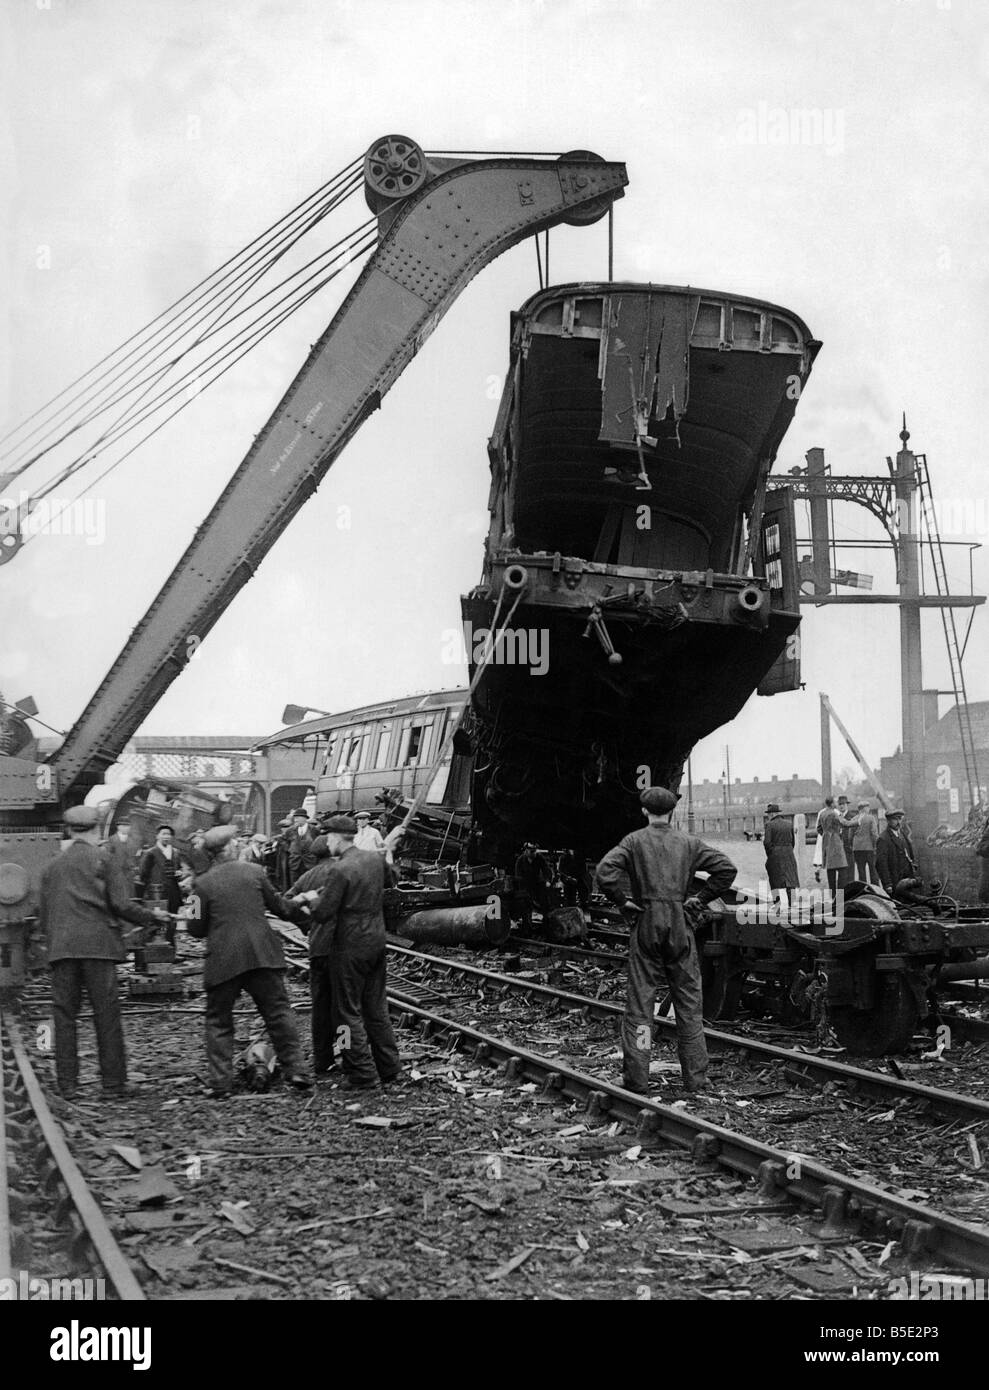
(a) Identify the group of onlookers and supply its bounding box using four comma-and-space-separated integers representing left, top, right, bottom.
39, 803, 404, 1103
763, 795, 918, 899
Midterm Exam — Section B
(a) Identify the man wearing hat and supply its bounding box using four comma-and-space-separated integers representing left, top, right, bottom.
309, 816, 402, 1089
514, 841, 553, 919
596, 787, 737, 1095
287, 809, 317, 883
39, 805, 169, 1099
763, 804, 799, 906
182, 828, 212, 877
353, 811, 386, 855
239, 831, 269, 869
185, 825, 310, 1097
101, 819, 138, 899
876, 810, 917, 895
286, 835, 339, 1074
835, 795, 858, 889
136, 823, 184, 917
852, 802, 879, 884
273, 814, 295, 890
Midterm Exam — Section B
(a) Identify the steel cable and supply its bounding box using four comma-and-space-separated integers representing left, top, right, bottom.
0, 157, 364, 465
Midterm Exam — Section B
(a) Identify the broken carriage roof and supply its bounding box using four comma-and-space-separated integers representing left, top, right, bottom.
252, 688, 468, 751
514, 279, 818, 354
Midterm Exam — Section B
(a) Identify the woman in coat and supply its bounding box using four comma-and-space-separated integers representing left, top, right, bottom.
763, 803, 799, 905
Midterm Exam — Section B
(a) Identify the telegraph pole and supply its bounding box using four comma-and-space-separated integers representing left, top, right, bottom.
820, 698, 832, 800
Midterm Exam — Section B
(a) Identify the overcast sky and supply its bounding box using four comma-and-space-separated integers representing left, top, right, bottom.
2, 0, 986, 791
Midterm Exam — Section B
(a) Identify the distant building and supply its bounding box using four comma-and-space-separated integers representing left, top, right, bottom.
881, 701, 989, 829
689, 773, 822, 812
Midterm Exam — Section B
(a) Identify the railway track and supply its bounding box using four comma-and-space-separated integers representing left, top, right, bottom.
389, 944, 989, 1126
8, 937, 988, 1297
0, 1007, 144, 1300
387, 995, 989, 1275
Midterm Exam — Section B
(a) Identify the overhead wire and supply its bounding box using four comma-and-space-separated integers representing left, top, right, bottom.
2, 164, 364, 481
38, 214, 377, 480
0, 154, 362, 451
19, 222, 378, 542
22, 222, 377, 519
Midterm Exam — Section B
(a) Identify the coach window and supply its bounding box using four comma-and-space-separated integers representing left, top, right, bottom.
339, 728, 366, 775
372, 720, 394, 769
327, 728, 356, 775
319, 735, 337, 777
399, 715, 434, 767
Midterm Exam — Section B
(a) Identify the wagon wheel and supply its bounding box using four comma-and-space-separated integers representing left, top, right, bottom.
830, 973, 919, 1056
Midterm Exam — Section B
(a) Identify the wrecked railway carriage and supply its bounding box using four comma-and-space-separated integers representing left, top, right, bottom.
464, 284, 819, 864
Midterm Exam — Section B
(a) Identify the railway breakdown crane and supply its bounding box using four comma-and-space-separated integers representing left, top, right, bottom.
2, 135, 988, 1052
0, 135, 627, 985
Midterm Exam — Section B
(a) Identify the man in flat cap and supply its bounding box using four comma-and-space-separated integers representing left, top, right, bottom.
182, 827, 212, 877
596, 787, 737, 1095
239, 831, 269, 869
287, 809, 318, 884
39, 804, 169, 1099
101, 818, 138, 900
875, 809, 917, 896
514, 841, 553, 920
285, 835, 339, 1075
184, 824, 310, 1098
309, 815, 402, 1089
851, 802, 879, 884
273, 814, 295, 890
353, 811, 386, 855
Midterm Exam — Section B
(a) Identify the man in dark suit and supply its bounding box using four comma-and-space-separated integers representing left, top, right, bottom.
310, 816, 402, 1089
286, 809, 318, 883
40, 806, 167, 1099
182, 828, 211, 877
136, 824, 184, 914
876, 809, 917, 894
239, 832, 269, 869
102, 820, 137, 898
286, 835, 338, 1075
977, 815, 989, 905
514, 842, 553, 917
185, 825, 311, 1099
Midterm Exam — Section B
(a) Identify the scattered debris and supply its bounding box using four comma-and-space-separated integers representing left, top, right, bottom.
111, 1144, 143, 1170
219, 1202, 256, 1236
119, 1165, 180, 1207
486, 1246, 536, 1280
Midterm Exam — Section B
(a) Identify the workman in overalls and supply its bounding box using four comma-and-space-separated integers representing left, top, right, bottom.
596, 786, 736, 1095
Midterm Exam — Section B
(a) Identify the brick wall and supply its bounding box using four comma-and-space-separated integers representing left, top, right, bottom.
915, 842, 984, 904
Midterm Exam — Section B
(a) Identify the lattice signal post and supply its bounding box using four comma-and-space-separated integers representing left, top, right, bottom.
766, 422, 984, 830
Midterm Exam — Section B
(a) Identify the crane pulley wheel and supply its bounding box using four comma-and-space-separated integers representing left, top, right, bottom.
557, 149, 611, 226
364, 135, 428, 213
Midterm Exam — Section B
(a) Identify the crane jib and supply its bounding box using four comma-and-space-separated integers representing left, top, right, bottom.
48, 139, 627, 798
